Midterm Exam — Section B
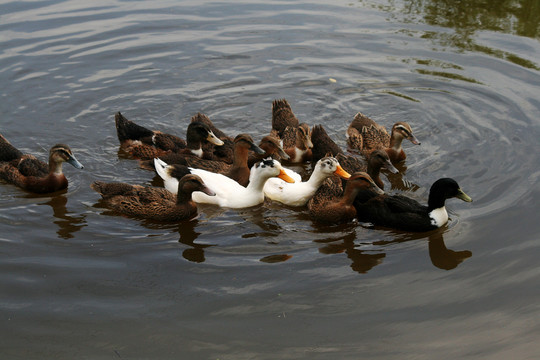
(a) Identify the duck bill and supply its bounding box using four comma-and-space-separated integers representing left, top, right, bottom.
408, 134, 421, 145
333, 165, 351, 179
276, 146, 290, 160
207, 131, 224, 146
455, 188, 472, 202
384, 160, 399, 174
201, 185, 216, 196
67, 155, 84, 169
250, 143, 266, 155
277, 169, 295, 183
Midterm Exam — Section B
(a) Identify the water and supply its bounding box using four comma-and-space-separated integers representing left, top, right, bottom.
1, 0, 539, 359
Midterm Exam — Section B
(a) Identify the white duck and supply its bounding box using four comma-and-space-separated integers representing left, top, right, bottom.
154, 158, 294, 208
263, 156, 351, 207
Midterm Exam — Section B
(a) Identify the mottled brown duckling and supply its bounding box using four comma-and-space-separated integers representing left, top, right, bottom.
354, 178, 472, 232
0, 134, 83, 194
247, 135, 289, 168
280, 123, 313, 163
347, 112, 420, 164
153, 134, 265, 187
91, 174, 215, 222
115, 112, 224, 160
308, 172, 383, 224
271, 98, 300, 138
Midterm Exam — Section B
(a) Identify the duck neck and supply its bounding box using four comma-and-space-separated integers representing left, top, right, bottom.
232, 145, 249, 168
427, 191, 447, 211
246, 172, 270, 192
340, 183, 361, 206
176, 189, 193, 205
388, 132, 404, 152
48, 159, 64, 175
306, 168, 328, 189
367, 162, 384, 190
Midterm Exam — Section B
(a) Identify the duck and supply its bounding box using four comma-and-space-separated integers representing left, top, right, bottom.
115, 112, 224, 160
144, 134, 265, 187
310, 124, 398, 190
91, 174, 214, 222
0, 134, 84, 194
247, 135, 290, 168
280, 123, 313, 163
155, 158, 295, 209
263, 156, 351, 207
346, 112, 420, 164
353, 178, 472, 232
271, 99, 299, 138
192, 112, 236, 164
308, 172, 383, 224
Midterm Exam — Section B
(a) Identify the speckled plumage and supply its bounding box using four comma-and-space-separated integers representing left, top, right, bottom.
91, 174, 214, 222
347, 112, 420, 164
271, 99, 299, 138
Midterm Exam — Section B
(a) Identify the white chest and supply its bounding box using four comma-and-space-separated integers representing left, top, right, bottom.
429, 206, 448, 227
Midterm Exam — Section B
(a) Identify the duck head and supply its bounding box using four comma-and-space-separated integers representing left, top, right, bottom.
297, 123, 313, 150
49, 144, 84, 173
234, 134, 265, 154
251, 158, 295, 183
187, 121, 224, 146
258, 135, 290, 160
428, 178, 472, 210
316, 156, 351, 179
392, 122, 420, 146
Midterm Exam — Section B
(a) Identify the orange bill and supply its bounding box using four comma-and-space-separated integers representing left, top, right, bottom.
333, 165, 351, 179
277, 169, 295, 183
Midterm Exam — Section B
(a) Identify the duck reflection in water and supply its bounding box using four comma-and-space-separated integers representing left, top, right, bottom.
370, 226, 472, 270
315, 226, 386, 274
39, 194, 86, 239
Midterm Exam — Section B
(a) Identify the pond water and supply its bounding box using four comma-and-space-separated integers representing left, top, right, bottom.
1, 0, 539, 359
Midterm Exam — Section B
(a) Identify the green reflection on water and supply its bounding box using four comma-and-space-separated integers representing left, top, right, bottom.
359, 0, 540, 70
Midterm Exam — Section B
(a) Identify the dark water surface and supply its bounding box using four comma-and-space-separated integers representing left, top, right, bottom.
1, 0, 539, 359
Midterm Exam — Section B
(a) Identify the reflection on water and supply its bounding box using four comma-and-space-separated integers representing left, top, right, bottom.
365, 0, 540, 70
428, 230, 472, 270
39, 194, 87, 239
317, 229, 386, 274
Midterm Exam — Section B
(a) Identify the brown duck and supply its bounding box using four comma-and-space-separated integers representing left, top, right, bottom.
115, 112, 224, 159
91, 174, 215, 222
0, 134, 83, 194
347, 112, 420, 164
308, 172, 383, 224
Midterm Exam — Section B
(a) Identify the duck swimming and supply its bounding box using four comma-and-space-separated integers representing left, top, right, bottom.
353, 177, 472, 232
263, 156, 350, 207
308, 172, 383, 224
0, 134, 83, 194
115, 112, 224, 159
91, 174, 214, 222
155, 158, 295, 209
347, 112, 420, 164
151, 133, 265, 187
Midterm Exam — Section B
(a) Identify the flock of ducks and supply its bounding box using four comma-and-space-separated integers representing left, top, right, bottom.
0, 99, 472, 232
